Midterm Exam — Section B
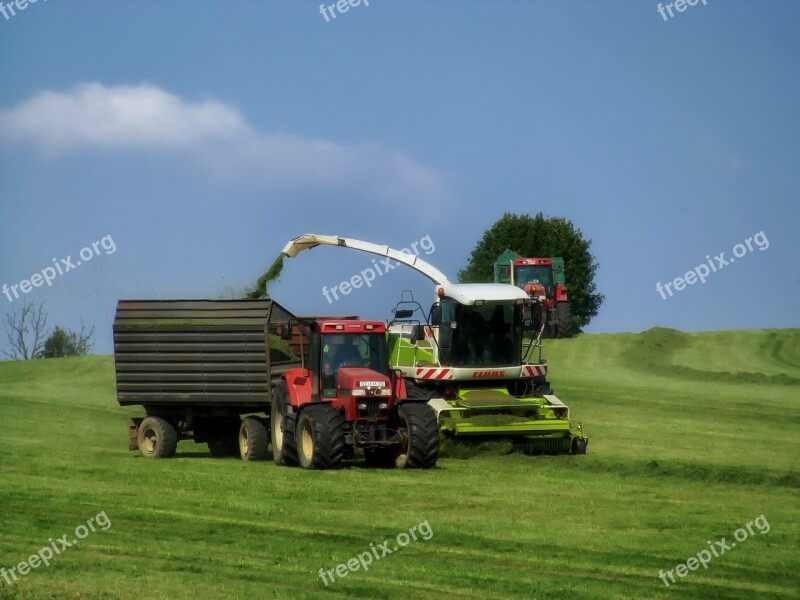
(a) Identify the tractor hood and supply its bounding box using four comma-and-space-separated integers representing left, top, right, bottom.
337, 368, 391, 395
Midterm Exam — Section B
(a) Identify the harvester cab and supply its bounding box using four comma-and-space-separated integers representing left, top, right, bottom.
279, 233, 587, 455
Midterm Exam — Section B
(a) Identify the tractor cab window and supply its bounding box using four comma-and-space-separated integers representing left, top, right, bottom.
321, 333, 389, 396
451, 302, 521, 367
515, 265, 553, 289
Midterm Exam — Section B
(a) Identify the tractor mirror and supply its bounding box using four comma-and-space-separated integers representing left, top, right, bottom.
277, 324, 292, 340
395, 309, 414, 319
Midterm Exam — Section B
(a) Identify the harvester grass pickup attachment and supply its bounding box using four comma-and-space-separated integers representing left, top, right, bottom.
280, 234, 588, 455
113, 299, 439, 469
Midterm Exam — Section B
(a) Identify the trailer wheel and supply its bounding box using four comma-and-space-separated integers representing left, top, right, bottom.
137, 416, 178, 458
296, 404, 345, 470
394, 403, 439, 469
239, 417, 270, 461
556, 302, 574, 338
271, 399, 298, 466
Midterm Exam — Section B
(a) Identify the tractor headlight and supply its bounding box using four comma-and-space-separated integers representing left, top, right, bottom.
352, 389, 367, 396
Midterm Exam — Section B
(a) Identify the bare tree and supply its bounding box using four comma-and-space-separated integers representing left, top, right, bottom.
3, 300, 49, 360
73, 319, 96, 355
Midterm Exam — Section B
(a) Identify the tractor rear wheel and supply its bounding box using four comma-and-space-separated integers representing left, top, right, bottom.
297, 404, 345, 470
137, 416, 178, 458
393, 403, 440, 469
556, 302, 574, 338
239, 416, 270, 461
271, 392, 298, 466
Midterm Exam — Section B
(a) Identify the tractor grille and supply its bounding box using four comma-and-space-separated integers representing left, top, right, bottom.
357, 400, 386, 420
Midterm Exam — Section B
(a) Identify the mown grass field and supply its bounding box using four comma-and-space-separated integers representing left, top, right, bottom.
0, 328, 798, 599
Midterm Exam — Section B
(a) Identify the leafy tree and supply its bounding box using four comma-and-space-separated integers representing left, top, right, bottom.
42, 322, 95, 358
459, 212, 604, 329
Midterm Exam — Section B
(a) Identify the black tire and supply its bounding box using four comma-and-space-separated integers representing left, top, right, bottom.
364, 447, 396, 468
394, 403, 440, 469
296, 404, 345, 470
271, 394, 298, 466
137, 416, 178, 458
239, 416, 270, 461
556, 302, 574, 338
571, 437, 588, 455
206, 417, 241, 458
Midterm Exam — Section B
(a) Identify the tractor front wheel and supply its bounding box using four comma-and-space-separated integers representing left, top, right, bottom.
271, 396, 298, 466
296, 404, 345, 470
393, 403, 440, 469
556, 302, 574, 338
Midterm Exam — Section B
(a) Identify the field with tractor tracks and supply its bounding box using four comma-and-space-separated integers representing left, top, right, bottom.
0, 328, 798, 600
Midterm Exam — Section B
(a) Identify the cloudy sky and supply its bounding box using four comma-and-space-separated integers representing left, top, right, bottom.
1, 1, 798, 354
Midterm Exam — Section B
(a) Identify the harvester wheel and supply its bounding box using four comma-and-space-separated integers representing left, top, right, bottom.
394, 403, 440, 469
571, 438, 588, 455
137, 416, 178, 458
271, 399, 298, 467
556, 302, 574, 338
296, 404, 345, 470
239, 416, 270, 461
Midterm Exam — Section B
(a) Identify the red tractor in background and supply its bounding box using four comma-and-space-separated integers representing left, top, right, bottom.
495, 251, 574, 338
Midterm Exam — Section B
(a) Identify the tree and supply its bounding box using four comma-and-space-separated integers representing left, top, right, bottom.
458, 212, 604, 329
42, 322, 95, 358
3, 300, 48, 360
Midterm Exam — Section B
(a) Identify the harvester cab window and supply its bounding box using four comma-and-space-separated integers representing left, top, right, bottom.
452, 303, 520, 367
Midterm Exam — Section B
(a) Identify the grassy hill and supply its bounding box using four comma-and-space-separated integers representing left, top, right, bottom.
0, 329, 798, 599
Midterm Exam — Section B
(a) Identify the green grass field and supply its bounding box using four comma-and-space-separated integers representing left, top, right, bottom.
1, 328, 798, 599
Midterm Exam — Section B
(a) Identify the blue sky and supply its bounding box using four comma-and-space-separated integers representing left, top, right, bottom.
1, 0, 798, 355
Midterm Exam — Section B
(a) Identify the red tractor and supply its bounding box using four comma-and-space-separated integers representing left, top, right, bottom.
271, 317, 441, 469
495, 253, 574, 338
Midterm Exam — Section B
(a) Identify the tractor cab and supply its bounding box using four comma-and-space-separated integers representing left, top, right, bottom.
317, 327, 391, 400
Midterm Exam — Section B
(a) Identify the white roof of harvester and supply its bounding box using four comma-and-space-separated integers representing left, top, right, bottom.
438, 283, 528, 305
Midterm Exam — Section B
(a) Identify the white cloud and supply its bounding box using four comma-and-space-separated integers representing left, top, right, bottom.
0, 82, 452, 204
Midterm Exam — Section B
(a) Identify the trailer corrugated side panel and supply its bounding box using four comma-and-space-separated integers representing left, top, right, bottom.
113, 299, 298, 407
